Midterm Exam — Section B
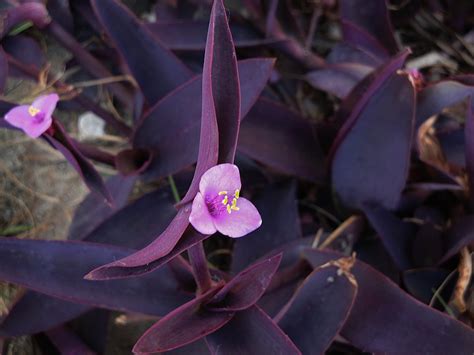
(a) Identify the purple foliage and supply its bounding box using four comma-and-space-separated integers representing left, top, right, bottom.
1, 0, 474, 353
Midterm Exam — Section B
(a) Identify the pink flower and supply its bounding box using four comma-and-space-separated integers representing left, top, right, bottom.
189, 164, 262, 238
5, 94, 59, 138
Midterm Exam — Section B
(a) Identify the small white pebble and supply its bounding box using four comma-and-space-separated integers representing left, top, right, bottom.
78, 112, 105, 140
327, 276, 334, 283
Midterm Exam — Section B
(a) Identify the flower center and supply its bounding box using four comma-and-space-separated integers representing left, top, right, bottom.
28, 106, 45, 123
205, 189, 240, 217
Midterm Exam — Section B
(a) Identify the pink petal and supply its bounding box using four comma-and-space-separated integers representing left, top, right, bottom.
213, 197, 262, 238
32, 93, 59, 118
189, 192, 217, 235
199, 163, 241, 196
4, 105, 52, 138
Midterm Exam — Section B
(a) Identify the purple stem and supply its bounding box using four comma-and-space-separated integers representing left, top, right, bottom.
7, 55, 132, 136
45, 20, 133, 105
187, 242, 212, 294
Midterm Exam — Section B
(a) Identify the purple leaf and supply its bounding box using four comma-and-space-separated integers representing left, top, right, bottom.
341, 20, 391, 60
0, 47, 7, 93
91, 0, 193, 105
363, 203, 416, 270
3, 35, 45, 77
304, 249, 474, 354
43, 121, 112, 204
403, 268, 450, 304
277, 264, 358, 354
465, 98, 474, 207
206, 254, 282, 312
306, 63, 373, 99
232, 181, 302, 271
327, 43, 381, 67
416, 77, 474, 127
68, 175, 136, 240
134, 59, 274, 182
46, 326, 95, 355
339, 0, 399, 55
0, 239, 191, 315
85, 207, 192, 280
133, 287, 234, 354
180, 0, 240, 204
238, 98, 325, 182
206, 306, 300, 354
331, 54, 415, 210
0, 3, 50, 38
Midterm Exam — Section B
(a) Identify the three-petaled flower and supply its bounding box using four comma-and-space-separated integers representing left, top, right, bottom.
189, 164, 262, 238
5, 93, 59, 138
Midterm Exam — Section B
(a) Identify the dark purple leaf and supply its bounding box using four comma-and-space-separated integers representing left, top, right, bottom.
206, 306, 300, 354
306, 63, 373, 99
327, 43, 381, 67
91, 0, 193, 105
304, 249, 474, 354
0, 3, 50, 38
0, 101, 15, 119
134, 59, 274, 182
85, 207, 192, 280
339, 0, 399, 55
133, 288, 234, 354
206, 254, 282, 312
341, 20, 391, 60
0, 46, 7, 93
238, 98, 325, 182
232, 181, 301, 271
114, 148, 153, 176
180, 0, 240, 204
68, 175, 135, 240
44, 121, 112, 204
46, 0, 74, 32
411, 221, 444, 267
363, 203, 416, 270
331, 56, 415, 210
416, 77, 474, 127
277, 264, 358, 354
0, 239, 191, 315
465, 98, 474, 207
440, 215, 474, 263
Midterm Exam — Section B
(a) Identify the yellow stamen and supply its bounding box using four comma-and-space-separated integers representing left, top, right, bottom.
234, 189, 240, 198
222, 195, 228, 205
227, 204, 231, 214
218, 191, 228, 195
231, 205, 240, 211
28, 106, 40, 116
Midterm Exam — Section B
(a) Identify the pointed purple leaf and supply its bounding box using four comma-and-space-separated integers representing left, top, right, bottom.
206, 306, 300, 354
3, 35, 45, 77
133, 288, 234, 354
304, 249, 474, 354
339, 0, 399, 55
114, 148, 153, 176
306, 63, 373, 99
206, 254, 282, 312
91, 0, 193, 105
341, 20, 391, 60
232, 181, 301, 271
134, 59, 274, 182
331, 59, 415, 210
238, 98, 325, 182
180, 0, 240, 204
277, 264, 358, 354
440, 215, 474, 263
46, 326, 95, 355
0, 239, 191, 315
363, 203, 416, 270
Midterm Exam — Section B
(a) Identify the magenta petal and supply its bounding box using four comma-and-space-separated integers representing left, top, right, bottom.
213, 197, 262, 238
32, 93, 59, 118
5, 105, 51, 138
199, 163, 241, 195
189, 192, 217, 235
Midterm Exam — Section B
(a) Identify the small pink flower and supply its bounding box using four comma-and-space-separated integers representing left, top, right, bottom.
5, 93, 59, 138
189, 164, 262, 238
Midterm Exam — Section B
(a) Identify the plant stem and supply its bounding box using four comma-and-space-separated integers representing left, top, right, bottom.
167, 175, 181, 203
188, 241, 212, 294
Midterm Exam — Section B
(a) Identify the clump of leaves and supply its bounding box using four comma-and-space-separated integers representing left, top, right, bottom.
0, 0, 474, 354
